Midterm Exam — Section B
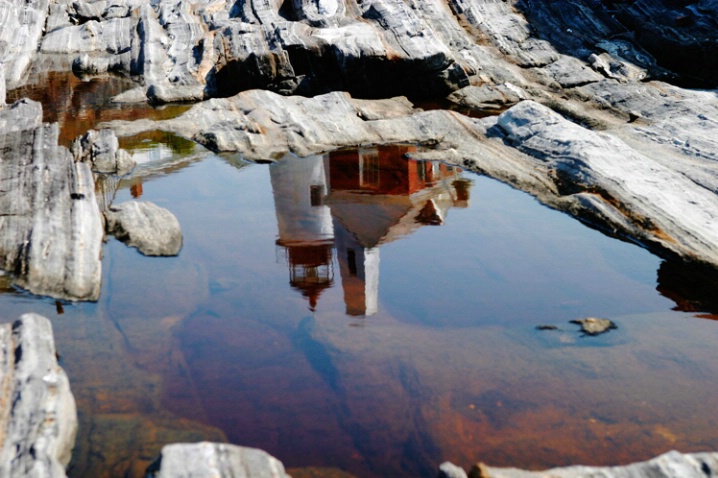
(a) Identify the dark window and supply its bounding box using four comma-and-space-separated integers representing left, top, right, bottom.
310, 185, 323, 206
347, 249, 357, 276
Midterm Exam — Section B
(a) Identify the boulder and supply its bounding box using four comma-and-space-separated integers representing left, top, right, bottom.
0, 313, 78, 478
105, 201, 183, 256
146, 442, 290, 478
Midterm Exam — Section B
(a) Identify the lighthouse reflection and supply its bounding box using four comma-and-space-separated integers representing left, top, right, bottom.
271, 145, 471, 316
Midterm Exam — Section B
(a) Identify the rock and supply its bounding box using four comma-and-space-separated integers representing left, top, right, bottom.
146, 442, 290, 478
0, 0, 50, 88
493, 100, 718, 268
447, 84, 527, 111
0, 62, 5, 106
570, 317, 617, 336
0, 99, 103, 301
470, 450, 718, 478
105, 201, 183, 256
0, 313, 78, 478
71, 128, 136, 175
439, 461, 469, 478
535, 325, 558, 331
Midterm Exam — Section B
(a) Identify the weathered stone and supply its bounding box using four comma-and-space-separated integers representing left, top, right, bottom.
0, 99, 103, 301
569, 317, 617, 336
72, 128, 136, 175
447, 84, 527, 111
105, 201, 183, 256
439, 461, 469, 478
0, 313, 77, 478
0, 62, 5, 106
146, 442, 290, 478
470, 450, 718, 478
492, 100, 718, 267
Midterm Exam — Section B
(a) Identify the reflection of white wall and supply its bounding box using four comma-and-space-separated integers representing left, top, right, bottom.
270, 155, 333, 245
334, 220, 380, 317
363, 247, 379, 316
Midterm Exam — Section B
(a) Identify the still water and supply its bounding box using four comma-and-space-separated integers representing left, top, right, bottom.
2, 75, 718, 478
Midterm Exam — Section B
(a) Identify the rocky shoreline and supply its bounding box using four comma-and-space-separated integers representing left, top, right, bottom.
2, 0, 718, 475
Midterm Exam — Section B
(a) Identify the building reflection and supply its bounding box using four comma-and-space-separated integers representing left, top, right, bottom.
271, 145, 471, 316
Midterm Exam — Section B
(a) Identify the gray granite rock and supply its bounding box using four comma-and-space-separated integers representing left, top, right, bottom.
105, 201, 183, 256
493, 100, 718, 267
0, 62, 5, 106
71, 128, 136, 175
471, 450, 718, 478
146, 442, 290, 478
0, 313, 77, 478
0, 99, 103, 301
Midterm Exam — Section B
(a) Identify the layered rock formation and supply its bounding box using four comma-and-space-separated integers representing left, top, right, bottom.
0, 313, 77, 478
0, 99, 103, 301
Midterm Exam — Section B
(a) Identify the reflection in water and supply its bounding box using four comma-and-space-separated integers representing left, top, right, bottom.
657, 260, 718, 320
272, 146, 470, 316
7, 72, 190, 146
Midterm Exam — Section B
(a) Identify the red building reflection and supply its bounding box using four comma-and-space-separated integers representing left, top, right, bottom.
271, 145, 471, 316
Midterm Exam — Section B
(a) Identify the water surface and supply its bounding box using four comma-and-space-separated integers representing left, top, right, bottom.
2, 77, 718, 478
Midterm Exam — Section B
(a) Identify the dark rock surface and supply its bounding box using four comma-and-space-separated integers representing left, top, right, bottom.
0, 313, 77, 478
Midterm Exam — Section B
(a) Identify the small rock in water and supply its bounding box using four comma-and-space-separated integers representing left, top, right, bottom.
570, 317, 617, 336
535, 325, 558, 331
105, 201, 182, 256
438, 461, 468, 478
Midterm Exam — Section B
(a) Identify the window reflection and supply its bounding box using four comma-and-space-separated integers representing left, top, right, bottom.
271, 145, 471, 317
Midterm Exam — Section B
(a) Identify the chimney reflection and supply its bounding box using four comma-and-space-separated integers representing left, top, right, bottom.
270, 145, 470, 316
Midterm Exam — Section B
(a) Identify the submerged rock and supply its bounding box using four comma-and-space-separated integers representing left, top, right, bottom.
105, 201, 182, 256
470, 450, 718, 478
570, 317, 617, 336
0, 313, 77, 478
146, 442, 290, 478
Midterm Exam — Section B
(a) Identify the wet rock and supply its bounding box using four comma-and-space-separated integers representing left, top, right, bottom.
0, 99, 103, 300
439, 461, 468, 478
0, 313, 77, 478
105, 201, 182, 256
470, 450, 718, 478
535, 325, 558, 331
570, 318, 617, 336
71, 128, 136, 175
146, 442, 290, 478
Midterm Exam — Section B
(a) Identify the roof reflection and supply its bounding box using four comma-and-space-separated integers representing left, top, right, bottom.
271, 145, 471, 316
